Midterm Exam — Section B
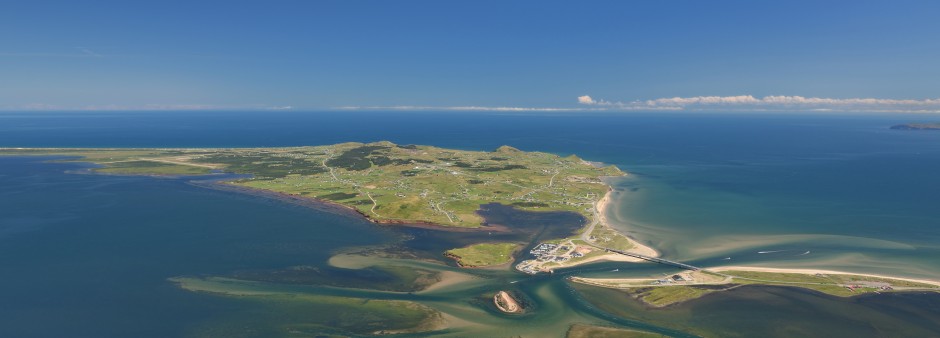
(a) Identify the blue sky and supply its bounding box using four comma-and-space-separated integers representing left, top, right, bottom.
2, 1, 939, 112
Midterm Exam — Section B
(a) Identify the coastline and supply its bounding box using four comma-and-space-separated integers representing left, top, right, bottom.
594, 188, 659, 258
118, 158, 939, 285
198, 176, 664, 271
570, 266, 940, 292
514, 182, 662, 273
569, 178, 940, 295
327, 252, 483, 293
443, 253, 516, 269
194, 156, 653, 265
59, 153, 937, 287
64, 157, 660, 273
493, 291, 523, 313
569, 265, 940, 308
190, 179, 511, 233
565, 251, 650, 265
710, 266, 940, 287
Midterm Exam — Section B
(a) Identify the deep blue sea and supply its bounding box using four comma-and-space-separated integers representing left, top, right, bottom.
2, 111, 940, 337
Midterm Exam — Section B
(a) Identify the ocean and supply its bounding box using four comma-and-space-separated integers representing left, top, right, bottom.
1, 110, 939, 337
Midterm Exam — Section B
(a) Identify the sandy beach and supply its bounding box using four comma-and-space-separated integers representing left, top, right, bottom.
595, 189, 659, 257
541, 189, 660, 269
576, 187, 940, 289
494, 291, 523, 313
571, 252, 648, 264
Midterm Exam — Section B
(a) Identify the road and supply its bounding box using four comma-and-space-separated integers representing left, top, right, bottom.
579, 194, 604, 243
603, 248, 702, 271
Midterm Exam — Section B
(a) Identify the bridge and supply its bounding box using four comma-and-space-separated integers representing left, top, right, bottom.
604, 248, 701, 271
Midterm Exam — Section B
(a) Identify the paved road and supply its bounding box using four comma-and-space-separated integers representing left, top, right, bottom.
579, 195, 604, 243
604, 248, 702, 271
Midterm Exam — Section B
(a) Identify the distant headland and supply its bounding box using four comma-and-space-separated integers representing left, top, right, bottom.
890, 123, 940, 130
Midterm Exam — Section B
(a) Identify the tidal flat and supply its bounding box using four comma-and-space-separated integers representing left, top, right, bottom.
171, 277, 446, 336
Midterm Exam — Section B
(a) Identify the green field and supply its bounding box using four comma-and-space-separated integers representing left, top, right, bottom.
629, 286, 720, 307
444, 242, 519, 267
1, 142, 622, 228
722, 270, 940, 297
583, 226, 636, 251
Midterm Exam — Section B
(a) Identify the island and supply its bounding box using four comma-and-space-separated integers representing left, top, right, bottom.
493, 290, 524, 313
890, 123, 940, 130
0, 141, 654, 272
445, 243, 520, 267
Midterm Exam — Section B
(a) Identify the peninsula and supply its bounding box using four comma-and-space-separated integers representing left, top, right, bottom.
571, 267, 940, 308
4, 142, 937, 311
0, 142, 653, 271
890, 123, 940, 130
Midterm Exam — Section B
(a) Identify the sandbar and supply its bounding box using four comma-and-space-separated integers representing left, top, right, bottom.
711, 266, 940, 287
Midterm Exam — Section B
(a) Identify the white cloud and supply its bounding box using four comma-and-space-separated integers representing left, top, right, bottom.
577, 95, 595, 105
579, 95, 940, 113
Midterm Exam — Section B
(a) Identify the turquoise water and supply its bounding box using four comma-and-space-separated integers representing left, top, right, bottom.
2, 111, 940, 336
602, 116, 940, 278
